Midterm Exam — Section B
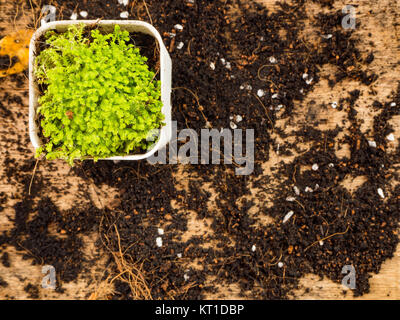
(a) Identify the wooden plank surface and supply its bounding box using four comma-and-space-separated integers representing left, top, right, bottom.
0, 0, 399, 299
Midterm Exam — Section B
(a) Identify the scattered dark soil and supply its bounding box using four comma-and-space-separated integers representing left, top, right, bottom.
315, 11, 378, 86
0, 0, 399, 300
0, 100, 13, 119
1, 252, 10, 267
0, 55, 18, 70
0, 276, 8, 288
24, 283, 39, 299
2, 196, 102, 283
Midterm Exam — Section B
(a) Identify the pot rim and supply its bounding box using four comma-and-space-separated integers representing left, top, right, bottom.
29, 20, 172, 161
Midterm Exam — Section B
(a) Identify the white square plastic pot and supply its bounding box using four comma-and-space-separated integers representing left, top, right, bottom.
29, 20, 172, 161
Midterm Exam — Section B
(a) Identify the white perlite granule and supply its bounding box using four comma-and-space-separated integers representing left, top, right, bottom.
387, 133, 395, 141
70, 12, 78, 20
156, 237, 163, 247
283, 211, 294, 224
377, 188, 385, 199
174, 24, 183, 31
305, 186, 313, 193
79, 11, 88, 18
234, 115, 243, 123
120, 11, 129, 18
157, 228, 164, 235
278, 262, 284, 268
302, 73, 313, 84
251, 245, 256, 252
257, 89, 265, 97
312, 163, 319, 171
368, 140, 377, 148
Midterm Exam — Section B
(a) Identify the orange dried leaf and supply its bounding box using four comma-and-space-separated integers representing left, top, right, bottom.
0, 29, 33, 77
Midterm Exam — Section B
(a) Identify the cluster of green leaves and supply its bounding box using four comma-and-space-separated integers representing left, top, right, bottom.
35, 24, 164, 164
